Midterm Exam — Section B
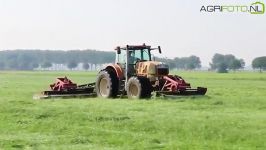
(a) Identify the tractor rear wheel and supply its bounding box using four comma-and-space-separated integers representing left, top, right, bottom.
126, 77, 152, 99
95, 70, 118, 98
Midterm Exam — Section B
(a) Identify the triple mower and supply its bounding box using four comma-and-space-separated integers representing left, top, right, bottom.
38, 44, 207, 99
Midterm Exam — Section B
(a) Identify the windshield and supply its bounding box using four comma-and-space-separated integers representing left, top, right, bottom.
129, 49, 150, 64
117, 48, 151, 65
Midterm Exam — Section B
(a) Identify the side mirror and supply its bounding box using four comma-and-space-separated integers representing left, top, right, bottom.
116, 46, 121, 54
158, 46, 161, 53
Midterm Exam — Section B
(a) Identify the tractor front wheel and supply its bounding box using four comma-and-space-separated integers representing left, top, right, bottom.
95, 70, 118, 98
126, 77, 152, 99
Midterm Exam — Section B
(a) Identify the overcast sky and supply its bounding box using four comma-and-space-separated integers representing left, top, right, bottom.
0, 0, 265, 66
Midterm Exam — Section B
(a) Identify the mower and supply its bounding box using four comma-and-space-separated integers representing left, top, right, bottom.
36, 44, 207, 99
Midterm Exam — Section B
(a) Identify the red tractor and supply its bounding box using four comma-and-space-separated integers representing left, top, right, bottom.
40, 44, 206, 99
95, 44, 207, 99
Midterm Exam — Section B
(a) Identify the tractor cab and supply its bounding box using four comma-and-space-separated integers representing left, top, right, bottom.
115, 45, 155, 65
115, 44, 162, 79
116, 45, 155, 64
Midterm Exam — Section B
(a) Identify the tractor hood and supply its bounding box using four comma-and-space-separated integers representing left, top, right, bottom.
136, 61, 169, 77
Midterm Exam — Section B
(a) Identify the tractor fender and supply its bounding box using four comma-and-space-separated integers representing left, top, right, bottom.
104, 64, 124, 80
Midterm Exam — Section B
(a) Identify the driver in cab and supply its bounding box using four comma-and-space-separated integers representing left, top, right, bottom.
128, 51, 139, 64
128, 51, 140, 74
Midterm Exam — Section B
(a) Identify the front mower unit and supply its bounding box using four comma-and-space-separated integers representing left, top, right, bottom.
158, 75, 207, 96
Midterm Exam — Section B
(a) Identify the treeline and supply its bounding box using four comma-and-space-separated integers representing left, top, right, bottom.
209, 54, 266, 73
156, 56, 201, 70
0, 50, 265, 72
157, 54, 266, 72
0, 50, 202, 70
0, 50, 115, 70
158, 54, 245, 72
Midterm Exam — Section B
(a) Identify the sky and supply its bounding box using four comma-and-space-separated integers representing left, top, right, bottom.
0, 0, 265, 66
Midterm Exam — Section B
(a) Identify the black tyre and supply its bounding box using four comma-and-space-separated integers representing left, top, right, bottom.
126, 77, 152, 99
95, 70, 118, 98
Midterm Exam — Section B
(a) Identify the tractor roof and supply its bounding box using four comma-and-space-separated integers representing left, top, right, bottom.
115, 44, 151, 51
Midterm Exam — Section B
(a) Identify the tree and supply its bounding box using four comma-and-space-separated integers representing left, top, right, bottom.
155, 57, 176, 70
224, 54, 236, 65
228, 59, 242, 71
82, 63, 90, 70
210, 53, 245, 73
167, 59, 176, 70
252, 56, 266, 72
0, 62, 5, 70
19, 61, 31, 70
172, 56, 201, 70
173, 57, 181, 69
7, 60, 19, 70
210, 53, 225, 70
31, 63, 39, 69
186, 55, 201, 70
17, 53, 35, 70
217, 62, 228, 73
41, 62, 52, 69
67, 61, 78, 70
239, 59, 245, 69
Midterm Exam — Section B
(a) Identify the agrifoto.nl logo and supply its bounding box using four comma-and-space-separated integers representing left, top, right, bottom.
200, 1, 265, 14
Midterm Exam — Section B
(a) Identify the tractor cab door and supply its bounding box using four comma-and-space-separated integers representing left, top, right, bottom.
116, 50, 138, 76
116, 50, 127, 69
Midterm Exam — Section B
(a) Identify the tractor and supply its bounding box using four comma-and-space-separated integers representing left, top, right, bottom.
38, 44, 206, 99
95, 44, 207, 99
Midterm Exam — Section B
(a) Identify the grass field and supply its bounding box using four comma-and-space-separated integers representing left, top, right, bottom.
0, 71, 266, 150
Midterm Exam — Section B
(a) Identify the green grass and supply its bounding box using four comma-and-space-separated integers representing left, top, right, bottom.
0, 71, 266, 149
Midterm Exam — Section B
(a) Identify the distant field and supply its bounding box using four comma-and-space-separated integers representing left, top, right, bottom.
0, 71, 266, 149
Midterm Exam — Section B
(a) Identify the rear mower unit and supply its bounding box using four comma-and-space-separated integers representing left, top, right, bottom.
35, 77, 96, 99
38, 44, 207, 99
